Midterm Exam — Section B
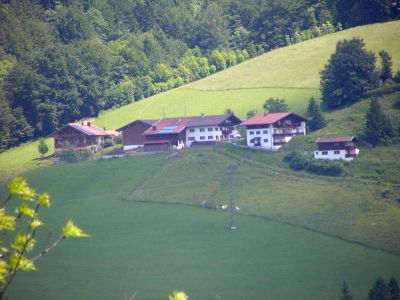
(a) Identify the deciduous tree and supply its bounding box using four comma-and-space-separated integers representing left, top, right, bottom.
320, 38, 378, 108
263, 98, 289, 113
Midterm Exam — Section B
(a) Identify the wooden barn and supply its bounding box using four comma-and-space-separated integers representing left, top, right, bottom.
116, 120, 157, 151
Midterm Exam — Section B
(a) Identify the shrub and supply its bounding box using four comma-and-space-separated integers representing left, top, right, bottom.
114, 135, 122, 144
58, 142, 92, 162
103, 138, 114, 148
306, 159, 343, 176
284, 151, 308, 171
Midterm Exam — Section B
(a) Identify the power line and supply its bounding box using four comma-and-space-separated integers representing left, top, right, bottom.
226, 164, 237, 230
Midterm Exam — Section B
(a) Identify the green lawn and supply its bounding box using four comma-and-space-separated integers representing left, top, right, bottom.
95, 87, 319, 129
4, 157, 400, 300
0, 138, 54, 182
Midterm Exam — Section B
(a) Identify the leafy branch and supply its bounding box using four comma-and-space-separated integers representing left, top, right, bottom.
0, 177, 90, 299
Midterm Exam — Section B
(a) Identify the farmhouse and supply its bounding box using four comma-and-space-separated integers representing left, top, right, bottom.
314, 136, 359, 161
117, 119, 157, 151
118, 114, 242, 151
240, 112, 308, 150
54, 121, 111, 151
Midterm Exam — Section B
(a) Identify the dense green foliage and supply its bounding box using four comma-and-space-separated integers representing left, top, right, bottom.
379, 50, 393, 83
365, 98, 394, 145
306, 97, 326, 131
37, 138, 48, 157
283, 150, 343, 176
320, 38, 379, 108
0, 0, 398, 151
263, 97, 289, 113
57, 141, 92, 162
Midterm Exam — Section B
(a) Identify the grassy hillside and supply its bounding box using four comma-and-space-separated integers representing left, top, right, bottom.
5, 154, 400, 300
96, 21, 400, 129
188, 21, 400, 90
1, 21, 399, 179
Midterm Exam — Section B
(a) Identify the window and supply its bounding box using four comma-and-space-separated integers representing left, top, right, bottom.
322, 151, 328, 155
208, 136, 213, 140
189, 128, 195, 132
334, 150, 340, 154
216, 135, 219, 140
263, 130, 268, 134
220, 135, 223, 139
200, 128, 205, 132
263, 139, 268, 143
200, 136, 205, 140
208, 128, 213, 131
249, 131, 254, 135
316, 151, 318, 155
256, 131, 260, 134
215, 128, 219, 131
188, 137, 195, 141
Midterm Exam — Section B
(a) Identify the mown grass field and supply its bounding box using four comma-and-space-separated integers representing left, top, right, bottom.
4, 156, 400, 300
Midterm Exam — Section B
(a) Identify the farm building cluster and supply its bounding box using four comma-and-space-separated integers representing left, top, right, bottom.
53, 112, 360, 160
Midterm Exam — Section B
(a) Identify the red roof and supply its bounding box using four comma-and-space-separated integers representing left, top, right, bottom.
67, 123, 110, 136
143, 139, 171, 145
315, 136, 355, 143
240, 112, 307, 126
144, 117, 190, 135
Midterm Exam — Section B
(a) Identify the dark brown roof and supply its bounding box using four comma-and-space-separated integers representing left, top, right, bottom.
240, 112, 308, 126
315, 136, 355, 143
116, 119, 157, 131
186, 114, 242, 127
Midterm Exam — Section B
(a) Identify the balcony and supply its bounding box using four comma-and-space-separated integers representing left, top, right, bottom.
273, 131, 305, 138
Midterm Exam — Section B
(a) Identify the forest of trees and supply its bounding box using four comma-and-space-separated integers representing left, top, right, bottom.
0, 0, 399, 151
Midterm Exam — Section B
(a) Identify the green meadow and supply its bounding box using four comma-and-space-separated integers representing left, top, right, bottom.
5, 155, 400, 300
1, 21, 400, 178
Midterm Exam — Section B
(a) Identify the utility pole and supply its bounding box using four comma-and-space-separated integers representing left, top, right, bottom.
226, 164, 237, 230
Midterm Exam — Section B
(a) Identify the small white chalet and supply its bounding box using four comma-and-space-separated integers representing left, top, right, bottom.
240, 112, 308, 150
314, 136, 359, 161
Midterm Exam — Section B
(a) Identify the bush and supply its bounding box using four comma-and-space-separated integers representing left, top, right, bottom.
114, 135, 122, 144
58, 142, 92, 162
103, 138, 114, 148
306, 160, 344, 176
284, 151, 308, 171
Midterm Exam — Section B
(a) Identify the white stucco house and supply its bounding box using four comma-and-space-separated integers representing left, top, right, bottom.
240, 112, 308, 150
314, 136, 359, 161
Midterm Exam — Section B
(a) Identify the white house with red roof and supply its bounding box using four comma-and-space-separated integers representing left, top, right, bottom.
314, 136, 359, 161
240, 112, 308, 150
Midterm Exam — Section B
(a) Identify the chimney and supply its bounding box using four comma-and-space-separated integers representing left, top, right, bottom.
152, 125, 157, 131
201, 113, 205, 119
87, 121, 91, 127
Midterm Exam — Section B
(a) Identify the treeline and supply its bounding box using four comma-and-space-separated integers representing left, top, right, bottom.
0, 0, 399, 152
